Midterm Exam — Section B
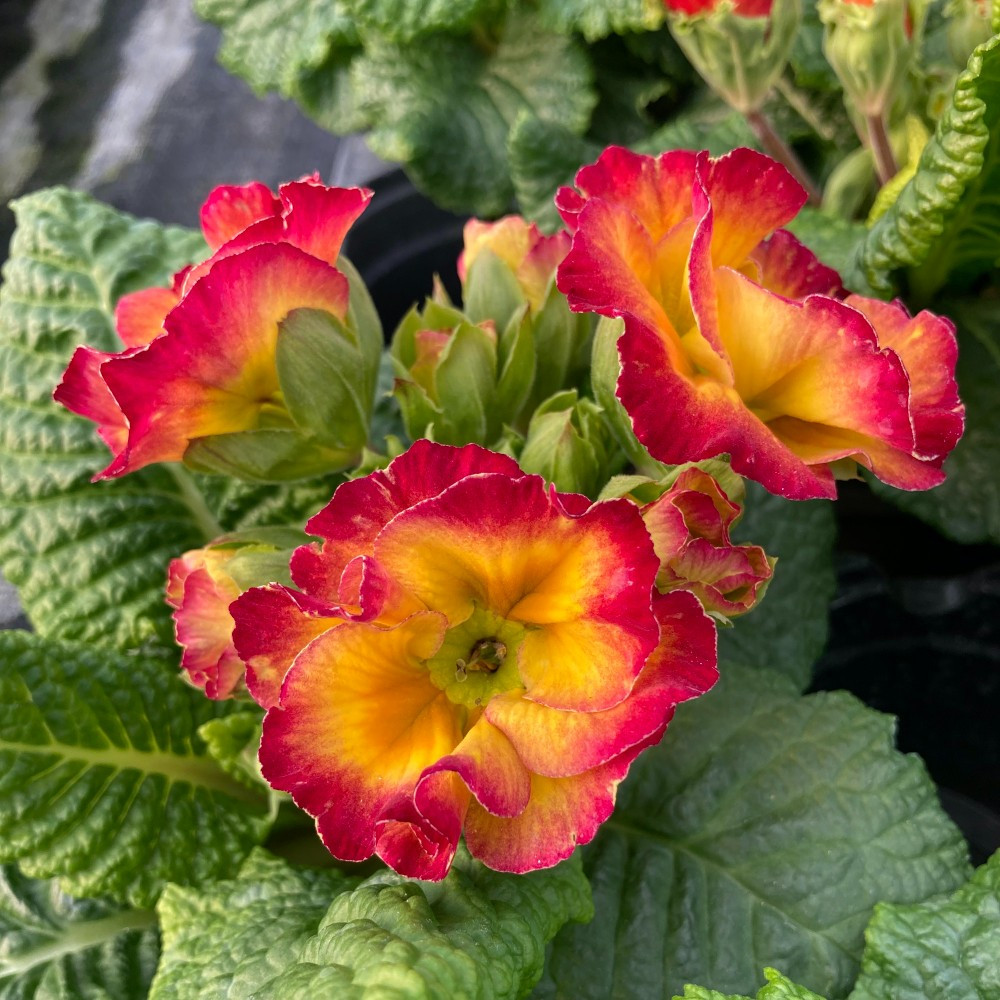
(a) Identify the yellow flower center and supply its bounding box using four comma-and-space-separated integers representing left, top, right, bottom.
427, 605, 525, 710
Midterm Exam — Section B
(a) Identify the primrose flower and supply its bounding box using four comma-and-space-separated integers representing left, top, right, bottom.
662, 0, 772, 15
641, 468, 773, 617
556, 146, 964, 500
459, 216, 571, 315
55, 176, 378, 481
232, 441, 718, 879
167, 528, 306, 699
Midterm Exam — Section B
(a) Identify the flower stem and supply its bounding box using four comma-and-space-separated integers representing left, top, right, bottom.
167, 464, 225, 543
865, 113, 898, 186
745, 109, 821, 206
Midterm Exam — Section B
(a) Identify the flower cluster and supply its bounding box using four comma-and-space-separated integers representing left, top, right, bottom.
54, 147, 963, 884
556, 145, 964, 500
55, 176, 379, 481
230, 442, 718, 879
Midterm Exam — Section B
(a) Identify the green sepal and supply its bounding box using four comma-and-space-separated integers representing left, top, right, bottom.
339, 254, 385, 383
518, 390, 625, 497
463, 249, 526, 332
526, 283, 595, 415
496, 309, 538, 429
276, 307, 372, 452
669, 0, 802, 113
590, 316, 668, 477
184, 428, 358, 483
434, 320, 499, 444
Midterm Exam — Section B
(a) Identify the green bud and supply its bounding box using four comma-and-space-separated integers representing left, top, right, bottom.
819, 0, 927, 117
667, 0, 802, 113
463, 248, 526, 332
518, 390, 625, 498
945, 0, 995, 67
390, 302, 525, 447
197, 526, 310, 591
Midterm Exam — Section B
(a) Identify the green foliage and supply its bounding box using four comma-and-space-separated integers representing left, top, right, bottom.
534, 0, 665, 41
194, 0, 367, 133
533, 667, 970, 1000
344, 0, 504, 42
676, 968, 827, 1000
869, 300, 1000, 543
860, 35, 1000, 298
850, 850, 1000, 1000
0, 631, 271, 908
718, 483, 836, 691
151, 848, 592, 999
0, 865, 158, 1000
352, 11, 596, 216
784, 208, 872, 294
0, 187, 335, 650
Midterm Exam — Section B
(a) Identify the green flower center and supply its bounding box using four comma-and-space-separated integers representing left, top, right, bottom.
427, 605, 525, 710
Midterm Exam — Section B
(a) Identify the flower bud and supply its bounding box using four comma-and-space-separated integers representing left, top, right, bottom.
664, 0, 802, 113
819, 0, 926, 117
390, 299, 535, 447
517, 390, 625, 497
640, 468, 774, 618
166, 527, 306, 699
945, 0, 994, 67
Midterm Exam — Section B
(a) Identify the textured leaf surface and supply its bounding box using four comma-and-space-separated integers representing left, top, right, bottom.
354, 11, 596, 216
0, 631, 271, 907
0, 187, 335, 650
535, 0, 664, 40
869, 301, 1000, 544
343, 0, 502, 42
850, 851, 1000, 1000
718, 484, 836, 690
152, 848, 592, 999
533, 667, 970, 1000
194, 0, 366, 133
860, 36, 1000, 297
677, 967, 828, 1000
0, 865, 157, 1000
149, 851, 356, 1000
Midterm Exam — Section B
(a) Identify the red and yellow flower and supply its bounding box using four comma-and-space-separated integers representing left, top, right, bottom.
662, 0, 772, 16
458, 216, 570, 313
556, 146, 964, 500
641, 468, 773, 617
54, 176, 373, 480
167, 546, 245, 700
231, 441, 718, 879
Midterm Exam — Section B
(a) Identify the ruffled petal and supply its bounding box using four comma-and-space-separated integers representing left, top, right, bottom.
199, 181, 281, 250
373, 475, 660, 710
98, 243, 349, 478
260, 613, 460, 863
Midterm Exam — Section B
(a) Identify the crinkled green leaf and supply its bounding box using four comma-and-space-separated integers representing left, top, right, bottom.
718, 483, 835, 691
0, 187, 335, 651
509, 116, 601, 232
151, 847, 592, 999
860, 35, 1000, 297
149, 850, 357, 1000
850, 850, 1000, 1000
535, 0, 664, 41
869, 300, 1000, 544
354, 11, 596, 216
343, 0, 504, 42
533, 667, 970, 1000
677, 968, 828, 1000
0, 630, 271, 908
0, 865, 157, 1000
194, 0, 367, 133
